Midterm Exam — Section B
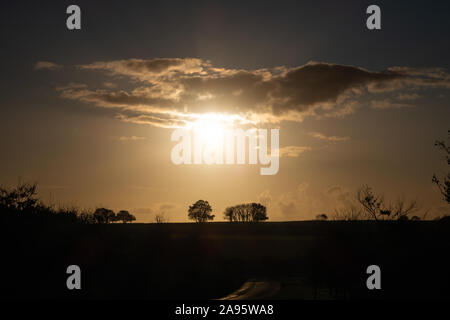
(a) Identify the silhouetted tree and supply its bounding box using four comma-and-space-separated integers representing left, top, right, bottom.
93, 208, 116, 224
250, 203, 268, 222
188, 200, 214, 222
223, 203, 268, 222
224, 206, 234, 222
116, 210, 136, 223
357, 185, 418, 221
432, 130, 450, 204
0, 181, 41, 212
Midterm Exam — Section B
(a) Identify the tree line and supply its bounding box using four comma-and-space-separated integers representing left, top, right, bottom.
0, 182, 136, 225
81, 208, 136, 224
188, 200, 268, 223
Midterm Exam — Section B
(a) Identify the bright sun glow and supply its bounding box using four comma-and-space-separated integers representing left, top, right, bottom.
194, 120, 226, 145
187, 113, 236, 146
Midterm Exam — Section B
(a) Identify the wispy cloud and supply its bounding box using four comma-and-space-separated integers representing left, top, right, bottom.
308, 132, 350, 142
35, 61, 62, 70
103, 82, 117, 88
279, 146, 312, 158
396, 93, 421, 101
56, 82, 87, 91
117, 136, 147, 142
369, 99, 411, 110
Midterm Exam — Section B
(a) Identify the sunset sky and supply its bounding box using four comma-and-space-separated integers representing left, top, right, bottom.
1, 0, 449, 221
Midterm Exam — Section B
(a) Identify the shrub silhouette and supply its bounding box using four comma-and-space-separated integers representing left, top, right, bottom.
0, 182, 41, 212
1, 182, 88, 224
188, 200, 214, 222
315, 213, 328, 221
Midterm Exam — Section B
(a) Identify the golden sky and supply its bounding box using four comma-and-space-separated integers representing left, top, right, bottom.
1, 1, 449, 221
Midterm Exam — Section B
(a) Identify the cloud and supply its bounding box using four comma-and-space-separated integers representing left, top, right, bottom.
132, 207, 153, 215
130, 202, 183, 222
259, 183, 353, 220
117, 136, 147, 142
279, 146, 312, 157
51, 58, 450, 128
152, 202, 183, 222
308, 131, 350, 142
35, 61, 62, 70
103, 82, 117, 88
56, 82, 87, 91
325, 185, 351, 202
79, 58, 207, 81
369, 99, 411, 109
158, 203, 176, 211
116, 113, 190, 129
258, 190, 272, 207
396, 93, 421, 101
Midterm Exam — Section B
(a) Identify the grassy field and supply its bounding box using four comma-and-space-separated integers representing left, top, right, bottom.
1, 221, 449, 299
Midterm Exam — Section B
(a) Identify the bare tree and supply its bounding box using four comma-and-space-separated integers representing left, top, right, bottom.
356, 185, 418, 221
432, 130, 450, 204
155, 213, 168, 223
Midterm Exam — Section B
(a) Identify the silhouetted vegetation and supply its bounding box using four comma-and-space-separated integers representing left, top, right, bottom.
188, 200, 214, 222
115, 210, 136, 223
223, 203, 268, 222
315, 213, 328, 221
155, 213, 168, 223
356, 185, 419, 221
330, 185, 421, 222
93, 208, 115, 224
0, 182, 136, 225
0, 182, 81, 225
332, 206, 362, 221
432, 130, 450, 204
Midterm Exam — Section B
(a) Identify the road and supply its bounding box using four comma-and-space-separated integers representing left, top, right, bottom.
218, 280, 281, 300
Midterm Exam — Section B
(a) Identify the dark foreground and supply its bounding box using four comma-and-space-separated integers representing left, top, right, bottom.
1, 221, 450, 299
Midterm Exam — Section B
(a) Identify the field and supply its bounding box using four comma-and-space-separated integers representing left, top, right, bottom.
1, 221, 450, 299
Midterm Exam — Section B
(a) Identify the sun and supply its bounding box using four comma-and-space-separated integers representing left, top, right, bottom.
195, 121, 225, 145
192, 119, 227, 146
188, 113, 233, 146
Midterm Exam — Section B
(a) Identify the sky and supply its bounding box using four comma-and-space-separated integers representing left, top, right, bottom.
0, 0, 449, 221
